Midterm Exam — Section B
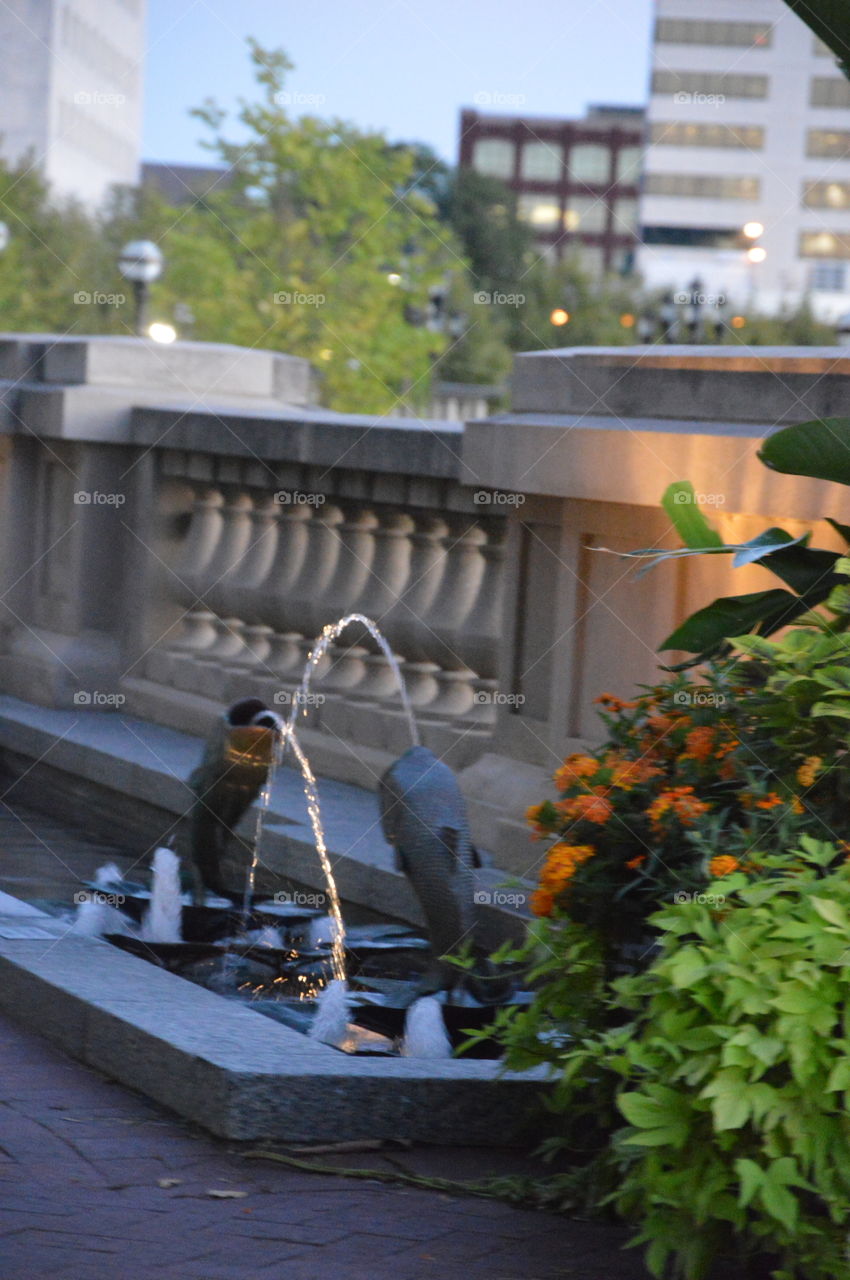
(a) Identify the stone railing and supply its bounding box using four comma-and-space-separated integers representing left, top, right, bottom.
3, 335, 850, 870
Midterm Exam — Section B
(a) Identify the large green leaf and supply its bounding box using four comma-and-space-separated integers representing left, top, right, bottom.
759, 417, 850, 484
754, 545, 842, 599
661, 482, 723, 549
660, 589, 806, 653
619, 529, 807, 580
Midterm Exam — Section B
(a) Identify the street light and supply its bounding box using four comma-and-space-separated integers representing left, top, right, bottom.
743, 221, 764, 240
0, 221, 9, 254
118, 240, 163, 336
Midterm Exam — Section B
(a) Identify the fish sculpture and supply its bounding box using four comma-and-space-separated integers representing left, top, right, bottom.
186, 697, 281, 900
378, 745, 480, 993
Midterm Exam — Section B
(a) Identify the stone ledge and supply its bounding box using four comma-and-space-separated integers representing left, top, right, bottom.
0, 916, 548, 1144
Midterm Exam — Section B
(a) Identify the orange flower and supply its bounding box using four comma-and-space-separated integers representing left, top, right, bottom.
525, 803, 553, 838
791, 796, 805, 815
536, 843, 596, 901
755, 792, 784, 810
625, 854, 646, 870
556, 792, 614, 825
553, 754, 599, 790
530, 888, 555, 917
709, 855, 741, 877
796, 756, 822, 788
608, 757, 663, 790
647, 786, 710, 829
681, 725, 716, 763
594, 693, 637, 712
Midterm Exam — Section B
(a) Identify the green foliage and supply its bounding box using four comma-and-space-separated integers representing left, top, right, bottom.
623, 415, 850, 659
564, 842, 850, 1278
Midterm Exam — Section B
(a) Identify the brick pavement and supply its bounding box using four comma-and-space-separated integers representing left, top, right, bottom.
0, 1011, 659, 1280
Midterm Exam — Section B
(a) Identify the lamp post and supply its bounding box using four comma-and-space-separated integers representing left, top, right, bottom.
0, 221, 9, 254
118, 240, 163, 336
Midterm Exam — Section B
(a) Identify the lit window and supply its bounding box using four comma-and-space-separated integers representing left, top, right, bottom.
520, 141, 563, 182
563, 197, 607, 232
645, 173, 760, 199
808, 130, 850, 158
471, 139, 515, 179
800, 231, 850, 259
650, 122, 764, 149
803, 181, 850, 209
517, 195, 561, 229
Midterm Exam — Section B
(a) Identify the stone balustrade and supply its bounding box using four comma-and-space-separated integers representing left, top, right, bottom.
3, 334, 850, 871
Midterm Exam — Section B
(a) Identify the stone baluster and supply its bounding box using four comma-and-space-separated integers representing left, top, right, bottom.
348, 511, 416, 701
153, 488, 225, 686
262, 502, 314, 678
384, 515, 449, 708
199, 492, 255, 618
455, 521, 508, 725
218, 495, 280, 689
308, 506, 379, 693
283, 502, 344, 671
417, 519, 488, 718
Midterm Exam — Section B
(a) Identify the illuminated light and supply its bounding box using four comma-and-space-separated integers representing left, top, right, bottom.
743, 221, 764, 239
731, 315, 746, 329
386, 272, 402, 285
550, 308, 570, 326
620, 313, 636, 328
148, 322, 177, 344
747, 246, 767, 263
319, 348, 333, 361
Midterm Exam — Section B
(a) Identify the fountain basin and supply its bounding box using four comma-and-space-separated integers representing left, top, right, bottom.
0, 900, 548, 1145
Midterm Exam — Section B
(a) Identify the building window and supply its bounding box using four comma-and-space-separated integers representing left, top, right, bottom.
615, 146, 642, 182
645, 173, 760, 199
569, 143, 611, 184
520, 141, 563, 181
800, 231, 850, 259
563, 197, 608, 232
649, 121, 764, 149
610, 198, 638, 233
810, 262, 847, 290
808, 129, 850, 157
517, 195, 562, 229
803, 181, 850, 209
471, 138, 515, 180
811, 78, 850, 108
652, 71, 769, 99
655, 19, 773, 47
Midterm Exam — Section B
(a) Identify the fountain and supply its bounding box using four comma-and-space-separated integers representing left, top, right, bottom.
141, 848, 182, 943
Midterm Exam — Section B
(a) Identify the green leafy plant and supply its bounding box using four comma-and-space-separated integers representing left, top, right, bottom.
533, 838, 850, 1279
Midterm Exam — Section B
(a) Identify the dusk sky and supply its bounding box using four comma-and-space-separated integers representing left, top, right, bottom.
142, 0, 655, 166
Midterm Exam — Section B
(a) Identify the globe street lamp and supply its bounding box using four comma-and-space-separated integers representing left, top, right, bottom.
118, 240, 163, 336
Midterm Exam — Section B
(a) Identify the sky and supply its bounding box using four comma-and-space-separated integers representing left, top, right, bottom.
142, 0, 655, 167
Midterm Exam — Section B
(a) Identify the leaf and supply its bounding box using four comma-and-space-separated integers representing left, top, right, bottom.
729, 528, 809, 569
759, 416, 850, 486
660, 590, 804, 654
826, 523, 850, 550
617, 1092, 679, 1129
811, 701, 850, 721
758, 1178, 798, 1230
661, 482, 724, 548
811, 897, 849, 928
735, 1157, 763, 1208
